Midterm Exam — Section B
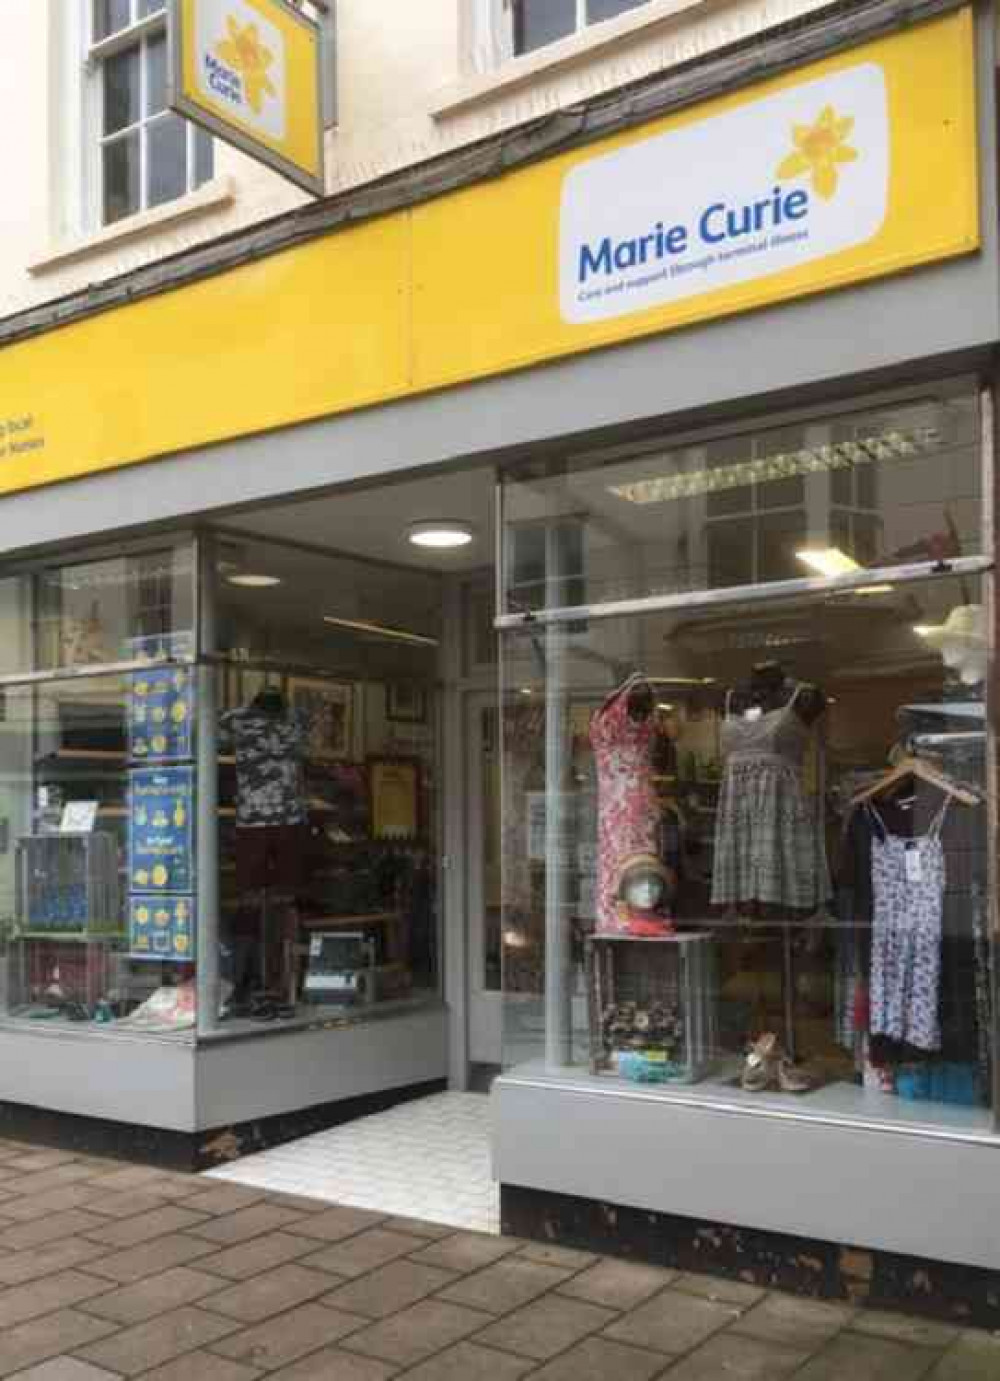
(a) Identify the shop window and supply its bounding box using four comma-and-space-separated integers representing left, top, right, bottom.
210, 533, 443, 1031
500, 381, 995, 1133
88, 0, 213, 227
0, 541, 199, 1037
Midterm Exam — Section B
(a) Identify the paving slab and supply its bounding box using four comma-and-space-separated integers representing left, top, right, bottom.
6, 1360, 121, 1381
514, 1241, 600, 1271
407, 1232, 521, 1273
187, 1204, 308, 1246
398, 1340, 535, 1380
0, 1311, 118, 1380
340, 1298, 492, 1367
205, 1263, 339, 1323
793, 1331, 943, 1380
139, 1352, 262, 1381
82, 1233, 220, 1284
730, 1292, 855, 1350
927, 1332, 1000, 1380
210, 1301, 368, 1370
0, 1273, 111, 1330
82, 1205, 209, 1249
198, 1233, 326, 1282
321, 1260, 457, 1320
603, 1286, 744, 1355
850, 1308, 963, 1348
436, 1257, 575, 1313
265, 1349, 396, 1380
672, 1272, 767, 1307
558, 1257, 678, 1310
287, 1206, 387, 1243
0, 1240, 111, 1288
78, 1266, 225, 1325
529, 1334, 669, 1381
0, 1211, 110, 1252
299, 1228, 420, 1278
73, 1306, 241, 1378
662, 1332, 810, 1380
475, 1292, 617, 1361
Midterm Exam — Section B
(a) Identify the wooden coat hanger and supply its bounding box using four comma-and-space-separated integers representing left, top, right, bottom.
850, 754, 982, 810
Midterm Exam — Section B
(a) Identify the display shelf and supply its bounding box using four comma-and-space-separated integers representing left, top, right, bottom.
15, 931, 126, 943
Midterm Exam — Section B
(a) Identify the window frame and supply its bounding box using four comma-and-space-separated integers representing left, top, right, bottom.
84, 0, 213, 231
512, 0, 653, 57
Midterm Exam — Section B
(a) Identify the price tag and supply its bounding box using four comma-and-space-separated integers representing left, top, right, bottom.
904, 843, 924, 884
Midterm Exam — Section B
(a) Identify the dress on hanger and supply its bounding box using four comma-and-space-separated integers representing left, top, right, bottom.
711, 685, 828, 911
590, 677, 659, 935
868, 800, 948, 1051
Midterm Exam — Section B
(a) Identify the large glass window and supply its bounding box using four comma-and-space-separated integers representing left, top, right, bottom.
207, 532, 443, 1033
513, 0, 651, 55
0, 542, 199, 1038
500, 382, 995, 1134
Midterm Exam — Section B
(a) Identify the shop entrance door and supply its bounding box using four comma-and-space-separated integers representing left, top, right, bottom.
467, 693, 502, 1068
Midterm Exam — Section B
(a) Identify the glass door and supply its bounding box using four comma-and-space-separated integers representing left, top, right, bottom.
467, 693, 502, 1067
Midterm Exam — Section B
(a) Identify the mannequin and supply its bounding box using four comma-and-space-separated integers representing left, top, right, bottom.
726, 660, 826, 726
221, 685, 309, 998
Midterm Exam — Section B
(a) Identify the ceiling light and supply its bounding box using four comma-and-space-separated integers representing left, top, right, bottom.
914, 624, 936, 637
323, 615, 439, 647
854, 585, 893, 595
795, 548, 862, 578
227, 573, 282, 588
407, 520, 475, 550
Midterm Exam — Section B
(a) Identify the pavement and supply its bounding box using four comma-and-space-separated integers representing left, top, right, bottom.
0, 1143, 993, 1379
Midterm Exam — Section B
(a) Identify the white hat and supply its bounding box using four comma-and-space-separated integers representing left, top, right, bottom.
921, 604, 987, 685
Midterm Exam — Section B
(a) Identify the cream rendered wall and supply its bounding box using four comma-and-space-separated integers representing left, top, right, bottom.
0, 0, 834, 322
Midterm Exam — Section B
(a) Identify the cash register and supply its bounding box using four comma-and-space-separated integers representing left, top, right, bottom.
302, 931, 377, 1005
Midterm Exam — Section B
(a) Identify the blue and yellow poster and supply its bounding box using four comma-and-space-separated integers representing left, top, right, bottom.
129, 634, 195, 763
129, 895, 196, 962
128, 766, 195, 894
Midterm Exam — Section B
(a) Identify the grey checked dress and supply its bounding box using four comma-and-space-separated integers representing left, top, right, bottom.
711, 687, 829, 911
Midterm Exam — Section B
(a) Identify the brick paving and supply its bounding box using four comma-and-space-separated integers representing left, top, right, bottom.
0, 1143, 991, 1378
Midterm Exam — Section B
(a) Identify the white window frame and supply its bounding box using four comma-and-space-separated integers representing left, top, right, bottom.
511, 0, 653, 56
83, 0, 212, 231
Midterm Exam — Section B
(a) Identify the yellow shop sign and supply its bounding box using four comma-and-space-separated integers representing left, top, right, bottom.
168, 0, 324, 194
0, 8, 978, 498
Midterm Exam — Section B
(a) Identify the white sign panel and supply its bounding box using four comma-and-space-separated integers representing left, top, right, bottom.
560, 62, 889, 324
194, 0, 288, 142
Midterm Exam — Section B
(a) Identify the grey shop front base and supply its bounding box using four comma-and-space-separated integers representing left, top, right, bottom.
493, 1070, 1000, 1326
0, 1005, 448, 1170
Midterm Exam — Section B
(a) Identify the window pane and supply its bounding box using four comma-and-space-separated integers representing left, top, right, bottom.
194, 127, 214, 188
103, 47, 140, 135
514, 0, 577, 54
586, 0, 649, 22
93, 0, 132, 42
103, 132, 140, 225
146, 32, 167, 116
147, 114, 187, 209
502, 570, 994, 1135
503, 387, 982, 610
137, 0, 166, 16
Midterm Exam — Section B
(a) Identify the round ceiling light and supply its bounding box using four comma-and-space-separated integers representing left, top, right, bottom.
407, 520, 475, 550
226, 573, 282, 588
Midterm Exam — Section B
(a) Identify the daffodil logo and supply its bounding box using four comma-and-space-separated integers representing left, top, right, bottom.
215, 15, 276, 115
776, 105, 858, 201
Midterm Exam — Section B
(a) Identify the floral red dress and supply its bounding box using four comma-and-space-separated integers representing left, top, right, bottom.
590, 678, 659, 935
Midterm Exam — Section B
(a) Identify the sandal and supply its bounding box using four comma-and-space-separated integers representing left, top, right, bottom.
741, 1032, 778, 1091
776, 1057, 813, 1094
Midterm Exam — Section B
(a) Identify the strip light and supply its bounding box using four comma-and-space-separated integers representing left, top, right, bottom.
323, 615, 439, 647
608, 427, 939, 506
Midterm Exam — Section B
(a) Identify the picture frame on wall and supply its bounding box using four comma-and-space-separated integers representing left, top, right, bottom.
288, 677, 353, 761
370, 757, 421, 840
385, 682, 428, 724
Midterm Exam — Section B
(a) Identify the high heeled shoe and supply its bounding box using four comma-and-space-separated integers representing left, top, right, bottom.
741, 1032, 778, 1091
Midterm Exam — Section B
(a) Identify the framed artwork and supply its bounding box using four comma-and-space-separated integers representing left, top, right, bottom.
370, 757, 421, 840
386, 682, 429, 724
288, 677, 353, 761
